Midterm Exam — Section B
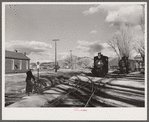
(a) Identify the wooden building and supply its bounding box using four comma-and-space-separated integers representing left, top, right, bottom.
134, 55, 144, 71
5, 50, 30, 74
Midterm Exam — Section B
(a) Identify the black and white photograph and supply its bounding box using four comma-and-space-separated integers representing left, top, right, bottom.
2, 2, 147, 120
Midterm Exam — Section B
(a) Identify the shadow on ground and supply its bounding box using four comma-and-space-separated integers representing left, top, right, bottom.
42, 72, 145, 107
5, 70, 145, 107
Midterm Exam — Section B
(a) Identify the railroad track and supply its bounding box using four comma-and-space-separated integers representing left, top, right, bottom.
44, 81, 91, 107
43, 73, 111, 107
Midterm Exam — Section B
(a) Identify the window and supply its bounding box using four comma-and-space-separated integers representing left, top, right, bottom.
11, 59, 14, 70
20, 60, 22, 70
26, 61, 28, 69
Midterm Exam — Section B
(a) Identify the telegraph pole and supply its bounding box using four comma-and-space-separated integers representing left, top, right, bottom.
70, 50, 73, 70
37, 59, 40, 80
52, 39, 60, 72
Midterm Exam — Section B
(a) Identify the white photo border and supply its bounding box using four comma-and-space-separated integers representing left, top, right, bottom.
2, 2, 147, 120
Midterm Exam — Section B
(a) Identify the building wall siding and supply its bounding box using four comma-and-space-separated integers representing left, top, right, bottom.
5, 59, 12, 72
5, 58, 30, 73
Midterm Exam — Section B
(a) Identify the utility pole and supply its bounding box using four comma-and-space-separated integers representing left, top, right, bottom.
52, 39, 60, 72
74, 56, 76, 70
37, 59, 40, 80
70, 50, 73, 70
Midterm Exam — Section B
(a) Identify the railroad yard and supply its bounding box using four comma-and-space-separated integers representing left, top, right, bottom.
5, 69, 145, 107
3, 3, 146, 121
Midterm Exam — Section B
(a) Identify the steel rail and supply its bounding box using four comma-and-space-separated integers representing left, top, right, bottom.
82, 73, 112, 107
46, 73, 110, 107
85, 89, 96, 107
47, 81, 90, 107
83, 76, 106, 107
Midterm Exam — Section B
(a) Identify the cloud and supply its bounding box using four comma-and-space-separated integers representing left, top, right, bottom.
105, 5, 143, 26
76, 40, 117, 58
76, 40, 103, 55
101, 43, 111, 48
28, 51, 54, 63
101, 43, 117, 58
29, 52, 72, 63
77, 40, 99, 47
5, 40, 53, 63
101, 42, 139, 59
83, 4, 125, 15
133, 25, 142, 30
83, 4, 144, 26
5, 42, 14, 51
5, 40, 52, 55
90, 30, 97, 34
76, 40, 139, 59
83, 5, 100, 15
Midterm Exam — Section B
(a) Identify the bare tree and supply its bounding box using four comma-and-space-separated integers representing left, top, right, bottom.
135, 36, 145, 62
77, 57, 92, 69
139, 4, 145, 34
61, 55, 78, 69
61, 56, 92, 69
62, 56, 72, 68
108, 23, 133, 60
135, 4, 145, 62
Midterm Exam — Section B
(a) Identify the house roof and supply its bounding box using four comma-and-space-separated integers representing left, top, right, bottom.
5, 50, 30, 60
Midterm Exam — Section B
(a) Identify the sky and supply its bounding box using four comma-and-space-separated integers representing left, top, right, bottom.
5, 3, 145, 63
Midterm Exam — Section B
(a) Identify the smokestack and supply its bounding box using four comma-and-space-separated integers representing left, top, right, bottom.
14, 49, 18, 53
24, 52, 26, 56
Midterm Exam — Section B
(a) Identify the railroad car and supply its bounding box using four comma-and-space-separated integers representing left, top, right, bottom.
119, 58, 136, 74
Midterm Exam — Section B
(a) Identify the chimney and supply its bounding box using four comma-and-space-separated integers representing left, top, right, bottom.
24, 52, 26, 56
14, 49, 18, 53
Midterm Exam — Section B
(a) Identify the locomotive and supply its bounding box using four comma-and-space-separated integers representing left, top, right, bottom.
91, 53, 108, 77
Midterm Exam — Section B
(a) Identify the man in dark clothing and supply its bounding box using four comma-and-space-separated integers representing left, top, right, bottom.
26, 69, 35, 96
15, 65, 18, 73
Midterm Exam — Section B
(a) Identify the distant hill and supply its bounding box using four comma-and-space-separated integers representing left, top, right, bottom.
40, 62, 55, 66
77, 56, 93, 60
31, 57, 118, 67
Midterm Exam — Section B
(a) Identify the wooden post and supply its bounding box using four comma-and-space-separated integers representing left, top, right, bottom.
37, 60, 40, 80
52, 39, 60, 72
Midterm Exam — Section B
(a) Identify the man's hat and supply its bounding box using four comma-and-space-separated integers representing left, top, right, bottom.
98, 52, 101, 54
